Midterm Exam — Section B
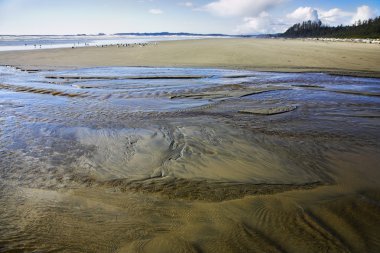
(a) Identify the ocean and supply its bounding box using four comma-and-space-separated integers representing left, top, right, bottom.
0, 34, 210, 51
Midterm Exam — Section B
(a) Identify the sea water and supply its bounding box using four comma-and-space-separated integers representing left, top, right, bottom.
0, 66, 380, 252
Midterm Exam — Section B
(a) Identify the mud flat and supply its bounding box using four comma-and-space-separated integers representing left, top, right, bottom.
0, 66, 380, 252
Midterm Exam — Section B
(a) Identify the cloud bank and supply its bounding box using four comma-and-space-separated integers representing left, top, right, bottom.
351, 5, 375, 23
286, 7, 319, 23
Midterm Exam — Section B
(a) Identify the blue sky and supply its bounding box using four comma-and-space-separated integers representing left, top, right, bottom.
0, 0, 379, 35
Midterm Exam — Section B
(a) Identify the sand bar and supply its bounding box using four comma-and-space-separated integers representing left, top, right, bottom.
1, 38, 380, 77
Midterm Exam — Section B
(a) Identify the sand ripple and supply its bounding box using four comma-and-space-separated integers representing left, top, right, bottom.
0, 66, 379, 252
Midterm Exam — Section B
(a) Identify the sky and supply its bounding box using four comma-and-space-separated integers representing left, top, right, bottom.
0, 0, 379, 35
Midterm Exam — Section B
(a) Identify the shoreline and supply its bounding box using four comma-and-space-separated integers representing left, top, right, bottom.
1, 38, 380, 78
5, 64, 380, 79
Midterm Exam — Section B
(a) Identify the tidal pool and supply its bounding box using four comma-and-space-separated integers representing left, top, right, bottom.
0, 66, 380, 252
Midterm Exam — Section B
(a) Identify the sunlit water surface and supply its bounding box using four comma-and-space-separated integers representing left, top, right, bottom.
0, 66, 380, 252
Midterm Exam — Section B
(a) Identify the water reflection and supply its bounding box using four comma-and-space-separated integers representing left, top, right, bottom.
0, 66, 380, 252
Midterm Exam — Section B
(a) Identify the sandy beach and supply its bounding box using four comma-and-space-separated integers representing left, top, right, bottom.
1, 38, 380, 253
1, 38, 380, 77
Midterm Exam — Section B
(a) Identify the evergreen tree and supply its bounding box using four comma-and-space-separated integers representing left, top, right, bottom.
281, 16, 380, 39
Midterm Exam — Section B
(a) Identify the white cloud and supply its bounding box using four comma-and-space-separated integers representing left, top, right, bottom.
235, 6, 320, 35
228, 3, 378, 35
284, 5, 376, 27
287, 5, 377, 27
318, 8, 352, 26
180, 2, 193, 8
203, 0, 282, 17
235, 12, 287, 34
149, 8, 163, 15
286, 7, 319, 23
351, 5, 375, 23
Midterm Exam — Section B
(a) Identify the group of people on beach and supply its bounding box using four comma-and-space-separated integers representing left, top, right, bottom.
23, 42, 157, 50
25, 44, 42, 48
94, 42, 156, 48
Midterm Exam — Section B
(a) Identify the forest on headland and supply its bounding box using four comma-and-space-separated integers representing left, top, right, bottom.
279, 16, 380, 39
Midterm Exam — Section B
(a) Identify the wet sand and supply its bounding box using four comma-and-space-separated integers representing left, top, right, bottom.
0, 64, 380, 252
0, 38, 380, 77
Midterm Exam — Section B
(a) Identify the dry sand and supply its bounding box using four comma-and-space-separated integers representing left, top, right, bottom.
1, 38, 380, 77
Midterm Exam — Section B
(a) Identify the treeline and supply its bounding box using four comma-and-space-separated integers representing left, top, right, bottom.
281, 16, 380, 39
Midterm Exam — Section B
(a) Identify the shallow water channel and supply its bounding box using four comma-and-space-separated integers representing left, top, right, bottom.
1, 66, 380, 252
